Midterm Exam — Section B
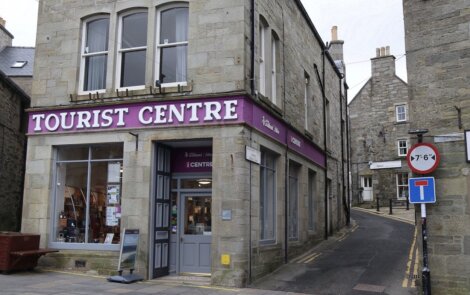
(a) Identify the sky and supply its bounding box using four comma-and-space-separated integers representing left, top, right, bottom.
0, 0, 406, 99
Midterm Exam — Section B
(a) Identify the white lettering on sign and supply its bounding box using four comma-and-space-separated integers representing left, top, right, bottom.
187, 162, 213, 168
291, 136, 302, 148
262, 116, 280, 134
31, 100, 239, 132
407, 143, 440, 174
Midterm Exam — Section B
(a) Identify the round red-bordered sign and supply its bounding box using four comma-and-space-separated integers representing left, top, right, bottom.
406, 142, 440, 174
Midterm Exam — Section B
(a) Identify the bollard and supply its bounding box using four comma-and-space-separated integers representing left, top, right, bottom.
406, 197, 409, 210
376, 197, 380, 212
389, 199, 393, 215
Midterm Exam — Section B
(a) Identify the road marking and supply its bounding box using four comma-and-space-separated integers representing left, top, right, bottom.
291, 249, 317, 263
411, 247, 419, 288
402, 226, 418, 288
304, 253, 322, 264
297, 252, 319, 263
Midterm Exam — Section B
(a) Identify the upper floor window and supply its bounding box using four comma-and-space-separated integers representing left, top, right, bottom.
271, 32, 279, 104
396, 104, 406, 122
80, 16, 109, 92
398, 139, 409, 157
156, 5, 189, 86
258, 17, 268, 97
304, 72, 310, 130
117, 10, 148, 88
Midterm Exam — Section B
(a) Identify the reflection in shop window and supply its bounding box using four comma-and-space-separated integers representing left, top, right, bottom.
54, 144, 123, 246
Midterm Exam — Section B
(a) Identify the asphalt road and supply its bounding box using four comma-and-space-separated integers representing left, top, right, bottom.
252, 210, 417, 295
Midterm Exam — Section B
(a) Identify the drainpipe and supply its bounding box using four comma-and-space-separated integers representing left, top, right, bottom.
250, 0, 255, 95
339, 77, 349, 225
345, 83, 351, 225
314, 49, 328, 240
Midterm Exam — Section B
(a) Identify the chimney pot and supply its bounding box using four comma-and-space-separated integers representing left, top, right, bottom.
386, 46, 390, 56
331, 26, 338, 41
380, 47, 386, 56
376, 48, 381, 57
0, 17, 5, 27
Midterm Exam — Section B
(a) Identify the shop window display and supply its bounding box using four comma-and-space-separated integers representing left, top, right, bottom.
53, 144, 123, 246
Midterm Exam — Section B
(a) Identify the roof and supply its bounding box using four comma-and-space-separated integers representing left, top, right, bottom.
0, 23, 14, 39
0, 46, 35, 76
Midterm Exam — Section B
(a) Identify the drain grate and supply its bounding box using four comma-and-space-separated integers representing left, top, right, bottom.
353, 283, 386, 293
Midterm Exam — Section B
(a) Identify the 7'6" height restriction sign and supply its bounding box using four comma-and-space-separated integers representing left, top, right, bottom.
407, 142, 440, 174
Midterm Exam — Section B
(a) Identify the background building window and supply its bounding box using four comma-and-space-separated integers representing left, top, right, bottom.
396, 173, 409, 200
118, 11, 148, 88
398, 139, 408, 157
53, 144, 123, 247
288, 162, 300, 240
81, 16, 109, 92
396, 104, 406, 122
156, 6, 188, 86
260, 149, 276, 243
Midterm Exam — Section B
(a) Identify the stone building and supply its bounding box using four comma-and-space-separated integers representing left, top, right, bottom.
349, 47, 410, 206
403, 0, 470, 294
0, 17, 32, 231
22, 0, 349, 287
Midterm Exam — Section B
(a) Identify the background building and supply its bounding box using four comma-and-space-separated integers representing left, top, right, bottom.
0, 17, 32, 231
349, 46, 410, 206
403, 0, 470, 294
22, 0, 349, 287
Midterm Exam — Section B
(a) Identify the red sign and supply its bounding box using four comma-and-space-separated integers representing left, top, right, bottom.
407, 143, 440, 174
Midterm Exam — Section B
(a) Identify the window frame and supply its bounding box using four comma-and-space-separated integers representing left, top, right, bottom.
396, 172, 409, 200
258, 18, 268, 97
304, 72, 310, 131
116, 9, 149, 91
396, 104, 407, 122
271, 32, 279, 104
259, 148, 277, 244
78, 14, 110, 95
49, 144, 123, 251
155, 3, 189, 88
397, 139, 409, 157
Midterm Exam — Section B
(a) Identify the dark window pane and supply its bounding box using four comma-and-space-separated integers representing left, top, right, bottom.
91, 144, 123, 160
160, 45, 187, 83
86, 18, 109, 52
122, 12, 148, 48
84, 54, 107, 91
58, 146, 89, 161
121, 49, 146, 87
160, 7, 188, 44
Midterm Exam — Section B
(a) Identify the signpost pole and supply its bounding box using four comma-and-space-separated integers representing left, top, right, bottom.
421, 203, 431, 295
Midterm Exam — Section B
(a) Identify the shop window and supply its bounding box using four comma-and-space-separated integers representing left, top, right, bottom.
80, 15, 109, 93
156, 5, 189, 86
396, 104, 407, 122
396, 173, 409, 200
288, 162, 300, 240
398, 139, 409, 157
53, 144, 123, 248
260, 149, 277, 244
308, 170, 316, 231
117, 10, 148, 88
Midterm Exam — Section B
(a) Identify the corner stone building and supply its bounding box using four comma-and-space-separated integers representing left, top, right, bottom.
349, 47, 411, 206
404, 0, 470, 294
22, 0, 349, 287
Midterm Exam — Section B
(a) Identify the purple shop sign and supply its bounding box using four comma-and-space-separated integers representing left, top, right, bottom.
171, 147, 212, 173
28, 97, 245, 134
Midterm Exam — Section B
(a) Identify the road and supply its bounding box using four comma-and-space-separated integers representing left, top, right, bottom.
252, 209, 418, 295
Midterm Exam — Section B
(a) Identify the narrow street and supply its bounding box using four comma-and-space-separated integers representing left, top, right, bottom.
252, 209, 418, 295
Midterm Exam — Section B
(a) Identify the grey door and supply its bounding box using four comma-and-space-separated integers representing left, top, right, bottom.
179, 194, 212, 273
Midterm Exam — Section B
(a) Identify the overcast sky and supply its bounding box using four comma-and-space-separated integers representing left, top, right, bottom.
0, 0, 406, 99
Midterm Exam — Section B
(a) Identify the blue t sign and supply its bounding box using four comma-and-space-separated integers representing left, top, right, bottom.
409, 177, 436, 204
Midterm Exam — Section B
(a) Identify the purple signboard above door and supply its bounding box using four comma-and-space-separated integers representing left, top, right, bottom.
171, 147, 212, 173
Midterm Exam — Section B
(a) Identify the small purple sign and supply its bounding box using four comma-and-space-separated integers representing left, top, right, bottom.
171, 147, 212, 173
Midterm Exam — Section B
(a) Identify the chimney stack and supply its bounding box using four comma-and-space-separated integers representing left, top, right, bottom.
0, 17, 5, 27
331, 26, 338, 41
329, 26, 345, 75
372, 45, 396, 77
0, 16, 13, 52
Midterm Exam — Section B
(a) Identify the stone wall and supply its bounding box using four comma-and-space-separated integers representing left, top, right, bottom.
0, 23, 13, 52
0, 77, 28, 231
403, 0, 470, 293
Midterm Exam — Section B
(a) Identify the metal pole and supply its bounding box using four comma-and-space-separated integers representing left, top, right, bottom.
406, 197, 410, 210
421, 203, 431, 294
389, 199, 393, 215
376, 197, 380, 212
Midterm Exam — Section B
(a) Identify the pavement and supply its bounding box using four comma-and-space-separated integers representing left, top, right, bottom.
0, 207, 417, 295
352, 205, 416, 225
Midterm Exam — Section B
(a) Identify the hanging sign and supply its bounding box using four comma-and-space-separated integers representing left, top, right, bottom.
407, 142, 440, 174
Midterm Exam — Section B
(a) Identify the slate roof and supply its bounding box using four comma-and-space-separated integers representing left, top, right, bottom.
0, 46, 35, 77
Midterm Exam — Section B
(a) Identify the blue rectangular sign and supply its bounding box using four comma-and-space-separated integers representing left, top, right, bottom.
408, 177, 436, 204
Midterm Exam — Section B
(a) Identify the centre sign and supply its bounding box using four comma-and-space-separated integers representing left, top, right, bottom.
407, 142, 440, 174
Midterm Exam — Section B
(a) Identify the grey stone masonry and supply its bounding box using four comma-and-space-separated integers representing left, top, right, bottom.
349, 46, 410, 206
403, 0, 470, 294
